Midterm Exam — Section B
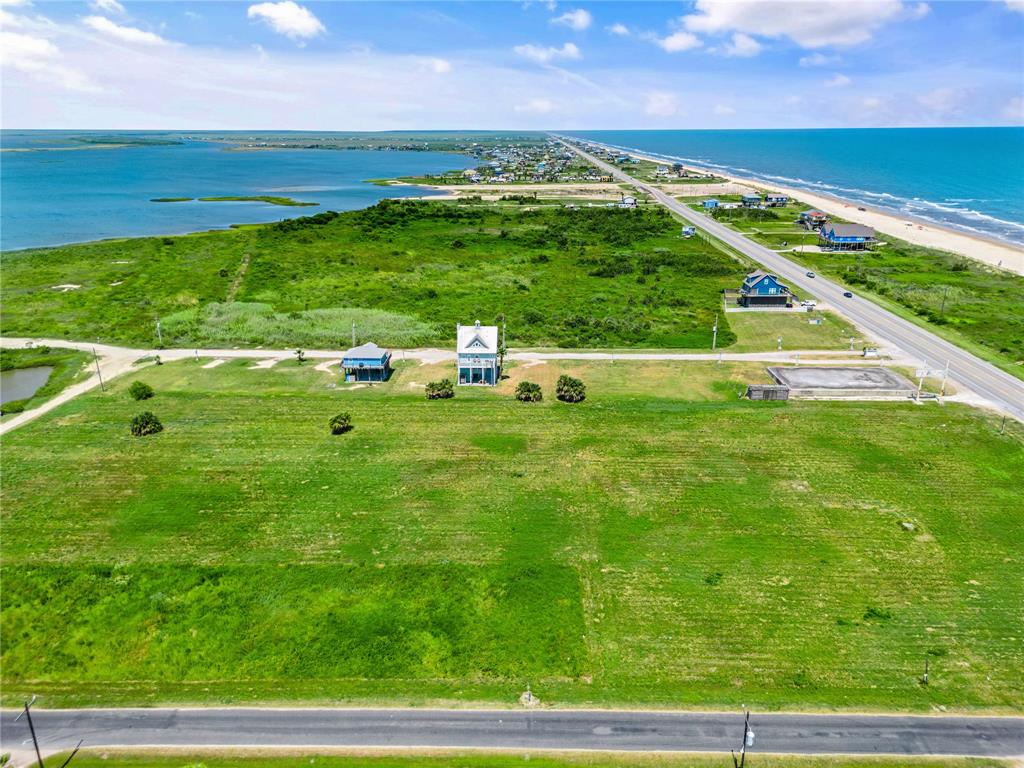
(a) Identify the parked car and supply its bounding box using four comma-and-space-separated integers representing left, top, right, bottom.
806, 271, 816, 278
843, 291, 854, 298
801, 300, 817, 308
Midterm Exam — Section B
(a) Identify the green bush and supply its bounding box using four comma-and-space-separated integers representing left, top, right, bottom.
129, 411, 163, 437
328, 413, 353, 435
128, 381, 154, 401
425, 378, 454, 400
0, 400, 26, 415
515, 381, 543, 402
556, 374, 586, 403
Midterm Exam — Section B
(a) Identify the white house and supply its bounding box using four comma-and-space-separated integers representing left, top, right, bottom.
619, 195, 638, 209
457, 320, 499, 385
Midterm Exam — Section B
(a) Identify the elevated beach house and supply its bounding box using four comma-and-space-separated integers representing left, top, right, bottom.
799, 209, 829, 230
741, 194, 762, 208
457, 320, 499, 386
738, 270, 795, 308
819, 223, 876, 250
341, 342, 392, 382
763, 193, 789, 207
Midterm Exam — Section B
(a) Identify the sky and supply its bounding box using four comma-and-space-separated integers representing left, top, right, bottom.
1, 0, 1022, 129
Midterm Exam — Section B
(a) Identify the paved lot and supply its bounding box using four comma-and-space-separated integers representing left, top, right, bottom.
768, 366, 914, 391
2, 708, 1024, 757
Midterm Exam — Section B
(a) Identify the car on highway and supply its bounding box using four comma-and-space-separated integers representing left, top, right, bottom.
843, 291, 854, 298
806, 271, 815, 278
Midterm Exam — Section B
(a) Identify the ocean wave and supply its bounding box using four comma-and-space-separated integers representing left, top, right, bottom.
574, 137, 1024, 244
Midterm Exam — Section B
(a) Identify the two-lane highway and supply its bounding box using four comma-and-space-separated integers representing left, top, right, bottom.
2, 708, 1024, 757
559, 138, 1024, 421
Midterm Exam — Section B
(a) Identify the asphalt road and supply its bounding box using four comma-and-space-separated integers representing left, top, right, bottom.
559, 138, 1024, 421
2, 708, 1023, 757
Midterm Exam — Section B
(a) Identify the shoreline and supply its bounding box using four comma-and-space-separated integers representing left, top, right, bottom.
580, 140, 1024, 276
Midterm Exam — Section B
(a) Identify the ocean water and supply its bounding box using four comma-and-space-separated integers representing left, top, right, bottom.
565, 128, 1024, 246
0, 131, 474, 251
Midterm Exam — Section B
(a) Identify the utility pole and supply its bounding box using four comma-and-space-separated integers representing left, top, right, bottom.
351, 321, 356, 348
922, 656, 929, 686
939, 286, 949, 317
731, 709, 755, 768
16, 695, 83, 768
712, 313, 718, 351
156, 319, 163, 347
940, 361, 949, 398
92, 347, 104, 391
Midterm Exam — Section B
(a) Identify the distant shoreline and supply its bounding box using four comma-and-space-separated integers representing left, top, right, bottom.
573, 139, 1024, 276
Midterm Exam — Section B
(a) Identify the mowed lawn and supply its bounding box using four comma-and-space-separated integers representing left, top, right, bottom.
1, 359, 1022, 711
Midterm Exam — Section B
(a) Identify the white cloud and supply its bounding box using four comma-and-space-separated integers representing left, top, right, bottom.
0, 0, 32, 6
606, 22, 629, 36
83, 16, 170, 46
785, 95, 803, 105
655, 30, 702, 53
0, 29, 101, 92
799, 52, 838, 67
247, 1, 325, 42
514, 97, 555, 114
645, 91, 680, 117
513, 41, 581, 64
423, 57, 451, 74
551, 8, 591, 31
1003, 96, 1024, 122
713, 103, 736, 115
824, 73, 851, 87
1006, 0, 1024, 12
862, 96, 883, 108
916, 87, 964, 115
89, 0, 125, 14
906, 2, 930, 19
683, 0, 908, 48
722, 32, 761, 57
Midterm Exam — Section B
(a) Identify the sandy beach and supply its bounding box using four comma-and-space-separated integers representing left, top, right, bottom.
615, 149, 1024, 276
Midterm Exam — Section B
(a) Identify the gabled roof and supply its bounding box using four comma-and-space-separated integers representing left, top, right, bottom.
457, 321, 498, 354
743, 270, 790, 292
343, 342, 390, 359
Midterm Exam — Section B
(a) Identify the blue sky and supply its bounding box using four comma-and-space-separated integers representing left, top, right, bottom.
2, 0, 1022, 129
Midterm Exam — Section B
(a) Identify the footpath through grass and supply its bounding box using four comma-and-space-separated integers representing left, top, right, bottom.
54, 751, 1015, 768
2, 359, 1021, 711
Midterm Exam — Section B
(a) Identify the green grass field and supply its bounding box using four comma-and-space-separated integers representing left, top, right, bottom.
1, 202, 752, 351
2, 358, 1021, 711
50, 751, 1014, 768
681, 198, 1024, 374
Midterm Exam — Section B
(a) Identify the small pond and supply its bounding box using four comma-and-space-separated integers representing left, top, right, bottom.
1, 366, 53, 405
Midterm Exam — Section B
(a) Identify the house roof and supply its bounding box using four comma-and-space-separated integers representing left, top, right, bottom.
824, 223, 875, 239
457, 321, 499, 354
743, 270, 790, 291
343, 342, 390, 359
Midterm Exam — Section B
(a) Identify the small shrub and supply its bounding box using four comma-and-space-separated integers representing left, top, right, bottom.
556, 374, 586, 403
0, 400, 26, 415
328, 413, 353, 435
863, 606, 892, 621
295, 349, 306, 364
515, 381, 543, 402
130, 411, 163, 437
128, 381, 154, 401
704, 571, 723, 586
425, 378, 454, 400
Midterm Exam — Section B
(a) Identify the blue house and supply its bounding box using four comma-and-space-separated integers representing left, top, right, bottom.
819, 223, 876, 251
702, 199, 720, 209
763, 193, 788, 207
457, 320, 499, 386
341, 342, 392, 382
738, 270, 795, 308
741, 194, 762, 208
